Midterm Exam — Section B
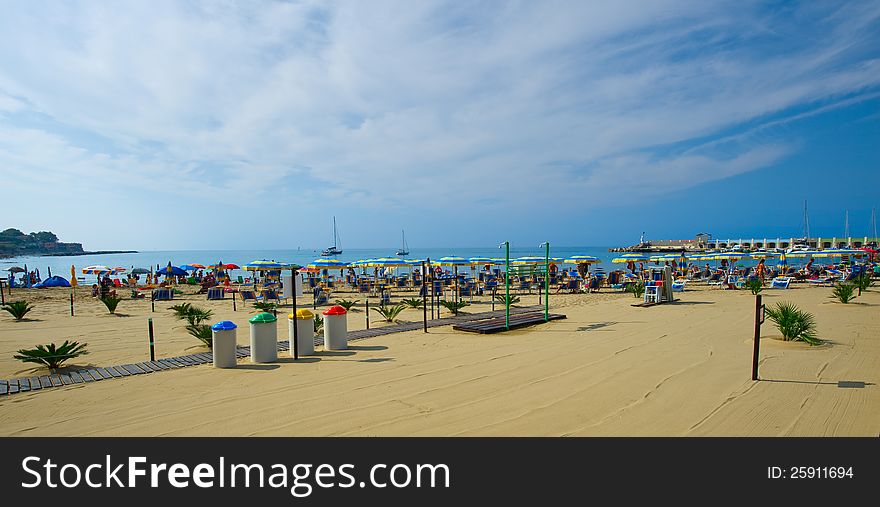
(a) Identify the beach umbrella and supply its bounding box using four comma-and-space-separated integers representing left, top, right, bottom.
180, 264, 200, 271
434, 256, 471, 266
6, 266, 25, 273
468, 257, 497, 265
221, 263, 240, 270
82, 265, 115, 275
308, 258, 350, 269
512, 256, 561, 265
187, 263, 206, 269
563, 255, 600, 264
155, 265, 187, 276
243, 260, 286, 271
131, 267, 151, 275
70, 265, 78, 287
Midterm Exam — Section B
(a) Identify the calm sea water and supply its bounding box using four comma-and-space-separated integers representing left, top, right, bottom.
3, 246, 621, 281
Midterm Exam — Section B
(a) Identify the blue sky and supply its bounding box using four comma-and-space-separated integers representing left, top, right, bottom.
0, 0, 878, 250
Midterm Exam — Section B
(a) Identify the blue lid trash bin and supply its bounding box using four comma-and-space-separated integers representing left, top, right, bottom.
211, 320, 238, 368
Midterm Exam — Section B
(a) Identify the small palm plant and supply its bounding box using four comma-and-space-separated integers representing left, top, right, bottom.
186, 323, 213, 348
314, 314, 324, 334
100, 295, 123, 314
764, 301, 821, 345
14, 340, 89, 370
334, 299, 357, 311
853, 273, 874, 292
494, 294, 521, 306
372, 303, 406, 322
169, 303, 194, 319
2, 300, 34, 321
252, 301, 277, 313
831, 283, 856, 304
400, 298, 423, 309
185, 307, 214, 326
439, 300, 470, 315
627, 280, 646, 299
744, 278, 763, 295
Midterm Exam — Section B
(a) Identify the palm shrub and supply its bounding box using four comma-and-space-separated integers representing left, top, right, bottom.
2, 300, 34, 321
764, 301, 821, 345
400, 298, 423, 309
169, 303, 194, 319
185, 307, 213, 326
494, 294, 521, 306
744, 278, 763, 295
186, 324, 213, 348
439, 300, 470, 315
627, 280, 645, 299
100, 295, 123, 314
314, 314, 324, 334
853, 273, 873, 291
831, 283, 856, 304
334, 299, 357, 311
252, 301, 277, 313
372, 303, 406, 322
14, 340, 89, 370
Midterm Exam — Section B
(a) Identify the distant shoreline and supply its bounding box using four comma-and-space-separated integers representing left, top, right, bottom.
39, 250, 138, 257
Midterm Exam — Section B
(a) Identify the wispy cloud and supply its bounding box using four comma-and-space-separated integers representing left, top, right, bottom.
0, 0, 878, 248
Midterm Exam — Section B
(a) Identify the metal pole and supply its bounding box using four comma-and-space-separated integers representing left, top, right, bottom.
430, 259, 435, 319
70, 291, 74, 317
544, 242, 549, 322
151, 297, 155, 313
504, 241, 510, 330
422, 261, 428, 332
148, 318, 155, 362
365, 297, 370, 329
752, 294, 762, 381
232, 291, 237, 311
292, 268, 299, 360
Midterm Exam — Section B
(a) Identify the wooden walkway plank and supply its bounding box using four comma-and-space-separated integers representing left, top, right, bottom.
29, 377, 43, 390
59, 373, 73, 385
39, 376, 52, 388
84, 369, 104, 381
137, 362, 161, 372
94, 368, 114, 380
68, 371, 84, 384
121, 364, 145, 375
0, 382, 7, 395
19, 378, 30, 392
7, 380, 18, 394
49, 375, 63, 387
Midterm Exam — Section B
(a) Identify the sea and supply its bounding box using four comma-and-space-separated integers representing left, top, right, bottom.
2, 246, 623, 282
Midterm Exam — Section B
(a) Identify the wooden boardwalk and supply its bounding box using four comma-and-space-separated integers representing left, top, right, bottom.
453, 312, 566, 334
0, 306, 551, 397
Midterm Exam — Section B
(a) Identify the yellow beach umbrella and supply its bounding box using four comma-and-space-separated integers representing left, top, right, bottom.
70, 265, 78, 287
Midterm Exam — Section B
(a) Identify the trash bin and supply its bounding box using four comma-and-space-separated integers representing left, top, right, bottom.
288, 309, 315, 356
322, 305, 348, 351
211, 320, 238, 368
249, 312, 278, 363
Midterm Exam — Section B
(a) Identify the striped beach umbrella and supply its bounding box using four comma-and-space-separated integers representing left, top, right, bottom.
308, 258, 349, 269
512, 256, 561, 265
82, 265, 116, 275
612, 253, 649, 263
468, 257, 497, 265
434, 256, 471, 266
243, 259, 286, 271
563, 255, 600, 264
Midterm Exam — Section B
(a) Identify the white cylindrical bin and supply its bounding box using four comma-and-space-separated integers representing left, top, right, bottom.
212, 320, 238, 368
288, 309, 316, 356
322, 305, 348, 351
249, 312, 278, 363
282, 274, 304, 298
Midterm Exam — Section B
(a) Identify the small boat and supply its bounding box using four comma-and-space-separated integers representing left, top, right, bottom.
321, 217, 343, 256
396, 229, 409, 256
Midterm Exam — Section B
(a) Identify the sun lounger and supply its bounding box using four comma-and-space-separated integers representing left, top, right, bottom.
207, 287, 225, 300
239, 290, 257, 304
151, 288, 174, 301
807, 277, 834, 287
770, 277, 792, 289
706, 273, 724, 286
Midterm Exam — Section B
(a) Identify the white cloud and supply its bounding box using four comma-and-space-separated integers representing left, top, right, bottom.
0, 0, 877, 248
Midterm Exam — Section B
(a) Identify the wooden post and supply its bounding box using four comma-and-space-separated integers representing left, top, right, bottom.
232, 292, 237, 311
752, 294, 763, 381
0, 280, 5, 305
148, 318, 155, 362
151, 297, 155, 313
422, 261, 428, 333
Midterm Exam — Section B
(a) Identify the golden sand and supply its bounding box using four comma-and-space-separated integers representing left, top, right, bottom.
0, 283, 878, 436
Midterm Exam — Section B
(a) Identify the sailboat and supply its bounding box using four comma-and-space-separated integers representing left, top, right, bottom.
786, 200, 811, 253
396, 230, 410, 256
321, 217, 343, 256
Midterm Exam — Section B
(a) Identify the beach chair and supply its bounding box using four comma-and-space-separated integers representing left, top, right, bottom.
707, 273, 724, 287
379, 290, 391, 306
807, 276, 834, 287
672, 280, 686, 292
313, 287, 329, 306
151, 288, 173, 301
239, 290, 257, 304
207, 287, 225, 300
770, 277, 792, 289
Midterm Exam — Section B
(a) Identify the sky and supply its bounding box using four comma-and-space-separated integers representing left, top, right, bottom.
0, 0, 878, 251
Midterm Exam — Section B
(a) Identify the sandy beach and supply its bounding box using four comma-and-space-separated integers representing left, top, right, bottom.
0, 282, 878, 436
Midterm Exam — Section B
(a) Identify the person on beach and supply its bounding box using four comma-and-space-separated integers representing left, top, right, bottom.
756, 259, 766, 284
91, 283, 99, 297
